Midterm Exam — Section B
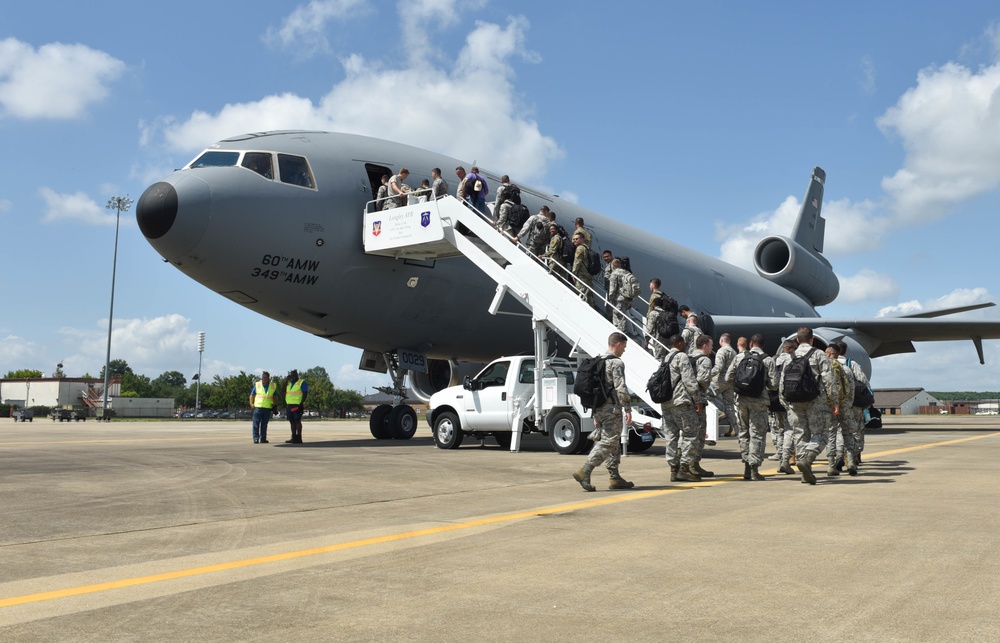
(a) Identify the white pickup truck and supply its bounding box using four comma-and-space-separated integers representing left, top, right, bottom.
427, 355, 657, 454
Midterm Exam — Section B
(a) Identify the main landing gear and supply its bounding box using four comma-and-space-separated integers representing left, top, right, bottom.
369, 352, 419, 441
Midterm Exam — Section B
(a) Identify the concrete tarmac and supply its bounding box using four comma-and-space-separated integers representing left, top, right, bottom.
1, 415, 999, 641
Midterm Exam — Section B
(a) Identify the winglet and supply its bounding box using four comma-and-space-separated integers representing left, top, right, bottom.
791, 167, 827, 255
973, 336, 985, 364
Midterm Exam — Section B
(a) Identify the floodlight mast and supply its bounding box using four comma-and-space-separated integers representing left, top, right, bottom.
102, 196, 133, 421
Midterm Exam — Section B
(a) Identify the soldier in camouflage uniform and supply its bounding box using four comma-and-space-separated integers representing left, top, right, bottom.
541, 223, 564, 273
825, 344, 856, 477
645, 297, 669, 360
779, 327, 840, 485
835, 341, 868, 475
660, 335, 703, 482
573, 332, 634, 491
607, 259, 637, 333
570, 233, 594, 307
689, 334, 716, 479
709, 333, 741, 438
773, 340, 797, 474
726, 334, 777, 481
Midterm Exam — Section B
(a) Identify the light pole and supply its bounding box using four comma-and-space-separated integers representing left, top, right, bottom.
195, 331, 205, 416
102, 195, 133, 421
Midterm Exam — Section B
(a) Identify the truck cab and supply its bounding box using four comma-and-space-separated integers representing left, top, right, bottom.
428, 355, 596, 454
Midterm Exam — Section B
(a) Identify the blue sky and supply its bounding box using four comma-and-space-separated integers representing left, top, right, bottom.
3, 0, 1000, 392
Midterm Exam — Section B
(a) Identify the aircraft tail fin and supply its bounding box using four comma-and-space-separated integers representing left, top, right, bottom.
791, 167, 827, 255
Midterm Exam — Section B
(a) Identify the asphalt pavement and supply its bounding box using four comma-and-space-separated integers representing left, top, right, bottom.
1, 415, 998, 641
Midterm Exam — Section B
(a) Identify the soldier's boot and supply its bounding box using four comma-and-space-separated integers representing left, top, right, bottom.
693, 461, 714, 477
797, 461, 817, 485
676, 463, 701, 482
743, 462, 752, 480
778, 457, 795, 475
608, 471, 634, 490
750, 465, 766, 481
846, 451, 858, 476
826, 458, 840, 476
572, 463, 596, 492
669, 465, 679, 482
835, 456, 845, 471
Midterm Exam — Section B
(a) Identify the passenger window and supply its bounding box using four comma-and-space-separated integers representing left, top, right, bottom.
278, 154, 315, 188
189, 151, 239, 168
241, 152, 273, 179
518, 360, 536, 384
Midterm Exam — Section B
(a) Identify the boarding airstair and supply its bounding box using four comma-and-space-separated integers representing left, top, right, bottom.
363, 195, 717, 451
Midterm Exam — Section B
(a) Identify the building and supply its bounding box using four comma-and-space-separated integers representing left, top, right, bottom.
872, 388, 942, 415
1, 377, 120, 412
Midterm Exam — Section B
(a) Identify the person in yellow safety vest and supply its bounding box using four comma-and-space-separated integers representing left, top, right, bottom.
249, 371, 277, 444
285, 369, 309, 444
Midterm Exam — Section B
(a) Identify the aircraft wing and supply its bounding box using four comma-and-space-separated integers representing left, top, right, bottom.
712, 313, 1000, 363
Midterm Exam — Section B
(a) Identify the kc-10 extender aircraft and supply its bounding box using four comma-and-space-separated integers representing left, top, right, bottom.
136, 131, 1000, 438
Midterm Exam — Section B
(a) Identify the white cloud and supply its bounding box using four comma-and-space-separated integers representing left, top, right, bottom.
61, 314, 198, 377
0, 199, 11, 213
264, 0, 369, 58
836, 269, 899, 303
717, 194, 883, 271
877, 287, 993, 317
0, 334, 47, 373
0, 38, 125, 119
157, 12, 561, 184
39, 187, 119, 226
877, 57, 1000, 223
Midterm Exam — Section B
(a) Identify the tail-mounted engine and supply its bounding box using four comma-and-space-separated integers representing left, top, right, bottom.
754, 235, 840, 306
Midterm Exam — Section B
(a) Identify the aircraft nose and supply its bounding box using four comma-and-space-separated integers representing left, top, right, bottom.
136, 174, 211, 262
136, 182, 177, 239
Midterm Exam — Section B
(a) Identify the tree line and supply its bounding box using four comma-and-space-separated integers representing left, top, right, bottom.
4, 361, 365, 416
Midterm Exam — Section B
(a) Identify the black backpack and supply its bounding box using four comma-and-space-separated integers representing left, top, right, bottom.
586, 248, 602, 275
846, 358, 875, 407
619, 256, 632, 273
782, 347, 820, 403
506, 184, 522, 205
574, 356, 610, 412
508, 203, 529, 229
733, 352, 766, 397
654, 312, 679, 339
768, 364, 786, 412
557, 225, 573, 264
646, 352, 678, 403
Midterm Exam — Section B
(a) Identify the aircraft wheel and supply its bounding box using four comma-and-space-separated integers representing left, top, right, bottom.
627, 430, 655, 453
493, 432, 512, 449
433, 412, 464, 449
388, 405, 418, 440
369, 404, 392, 440
547, 411, 582, 455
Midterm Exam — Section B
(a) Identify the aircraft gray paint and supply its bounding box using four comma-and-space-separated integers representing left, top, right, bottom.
136, 131, 1000, 401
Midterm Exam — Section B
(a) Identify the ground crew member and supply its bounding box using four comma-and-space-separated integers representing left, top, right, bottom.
660, 335, 703, 482
726, 334, 777, 481
779, 327, 839, 485
249, 371, 277, 444
285, 369, 309, 444
573, 332, 634, 492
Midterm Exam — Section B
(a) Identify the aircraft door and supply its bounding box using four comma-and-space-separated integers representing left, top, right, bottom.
463, 360, 512, 430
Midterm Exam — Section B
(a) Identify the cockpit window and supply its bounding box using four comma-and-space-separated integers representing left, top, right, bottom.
189, 151, 239, 168
278, 154, 315, 189
241, 152, 274, 179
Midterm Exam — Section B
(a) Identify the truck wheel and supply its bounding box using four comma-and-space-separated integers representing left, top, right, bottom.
433, 412, 463, 449
493, 432, 512, 449
627, 430, 655, 453
548, 411, 582, 455
388, 405, 418, 440
369, 404, 392, 440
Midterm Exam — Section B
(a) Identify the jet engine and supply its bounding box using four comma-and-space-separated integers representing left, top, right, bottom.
754, 236, 840, 307
409, 359, 486, 402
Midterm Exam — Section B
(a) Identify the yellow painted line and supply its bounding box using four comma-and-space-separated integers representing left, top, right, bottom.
2, 430, 998, 609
